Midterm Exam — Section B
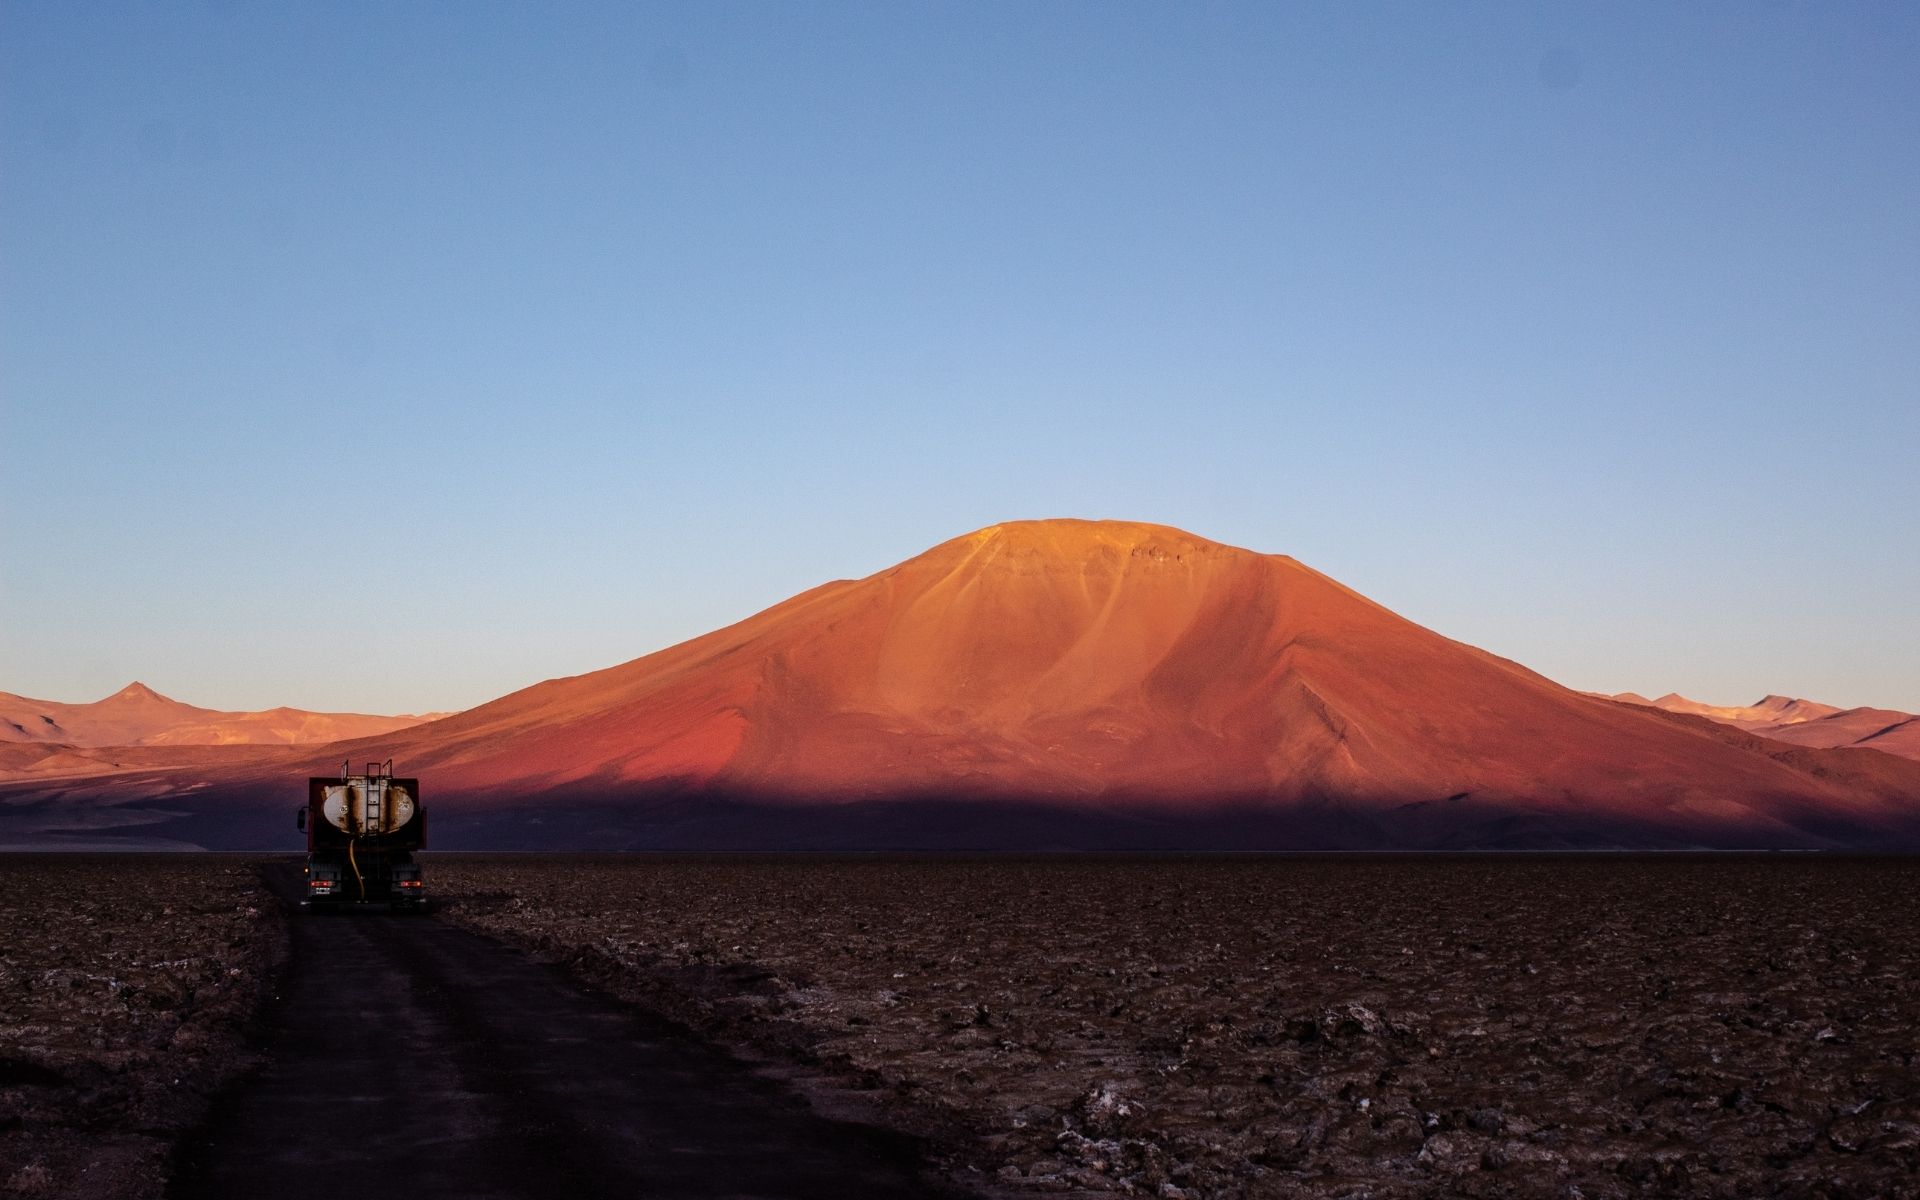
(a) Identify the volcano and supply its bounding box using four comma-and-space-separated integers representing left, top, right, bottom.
6, 520, 1918, 849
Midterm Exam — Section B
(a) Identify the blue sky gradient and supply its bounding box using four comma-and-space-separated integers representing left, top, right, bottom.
4, 2, 1916, 714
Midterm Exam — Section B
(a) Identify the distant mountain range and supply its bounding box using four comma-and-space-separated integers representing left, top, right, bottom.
1612, 693, 1920, 763
3, 521, 1916, 850
0, 681, 443, 747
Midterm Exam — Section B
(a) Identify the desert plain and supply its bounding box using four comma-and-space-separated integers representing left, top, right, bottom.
6, 852, 1919, 1199
0, 857, 281, 1199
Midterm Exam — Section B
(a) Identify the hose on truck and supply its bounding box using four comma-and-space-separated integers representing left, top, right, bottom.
347, 837, 365, 902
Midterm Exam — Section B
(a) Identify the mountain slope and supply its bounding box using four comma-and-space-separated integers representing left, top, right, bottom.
308, 520, 1920, 845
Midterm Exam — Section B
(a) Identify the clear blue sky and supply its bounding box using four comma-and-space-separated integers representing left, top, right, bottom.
3, 2, 1916, 715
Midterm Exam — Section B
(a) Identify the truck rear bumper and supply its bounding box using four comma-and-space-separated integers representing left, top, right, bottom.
301, 898, 428, 914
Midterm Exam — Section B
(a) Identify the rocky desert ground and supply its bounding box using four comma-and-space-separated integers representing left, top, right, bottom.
434, 854, 1920, 1199
4, 854, 1917, 1199
0, 857, 280, 1199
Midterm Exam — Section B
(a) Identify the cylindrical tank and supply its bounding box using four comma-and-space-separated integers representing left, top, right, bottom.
319, 778, 417, 836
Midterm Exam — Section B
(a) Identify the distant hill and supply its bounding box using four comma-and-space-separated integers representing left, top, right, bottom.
0, 681, 445, 747
1613, 692, 1920, 764
5, 520, 1916, 851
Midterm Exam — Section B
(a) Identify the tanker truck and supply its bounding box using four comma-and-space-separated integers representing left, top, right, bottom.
295, 760, 427, 912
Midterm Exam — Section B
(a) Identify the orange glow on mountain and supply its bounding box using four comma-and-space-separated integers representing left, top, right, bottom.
5, 520, 1917, 849
313, 519, 1920, 842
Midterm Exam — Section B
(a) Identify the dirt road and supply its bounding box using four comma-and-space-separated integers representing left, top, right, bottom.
167, 864, 964, 1200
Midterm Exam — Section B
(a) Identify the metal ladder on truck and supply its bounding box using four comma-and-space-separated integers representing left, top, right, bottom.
338, 758, 395, 836
361, 761, 387, 834
351, 760, 394, 900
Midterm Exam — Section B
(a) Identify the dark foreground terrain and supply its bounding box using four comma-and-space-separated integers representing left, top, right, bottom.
5, 855, 1919, 1198
167, 864, 960, 1200
0, 857, 281, 1198
2, 858, 962, 1200
433, 855, 1920, 1199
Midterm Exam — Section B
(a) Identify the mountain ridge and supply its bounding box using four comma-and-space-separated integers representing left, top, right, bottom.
0, 681, 446, 748
4, 519, 1917, 850
1613, 691, 1920, 763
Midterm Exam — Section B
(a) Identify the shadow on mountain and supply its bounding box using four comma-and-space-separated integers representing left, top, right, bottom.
108, 780, 1920, 853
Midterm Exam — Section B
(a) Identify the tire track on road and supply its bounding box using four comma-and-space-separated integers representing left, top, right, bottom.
168, 864, 962, 1200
